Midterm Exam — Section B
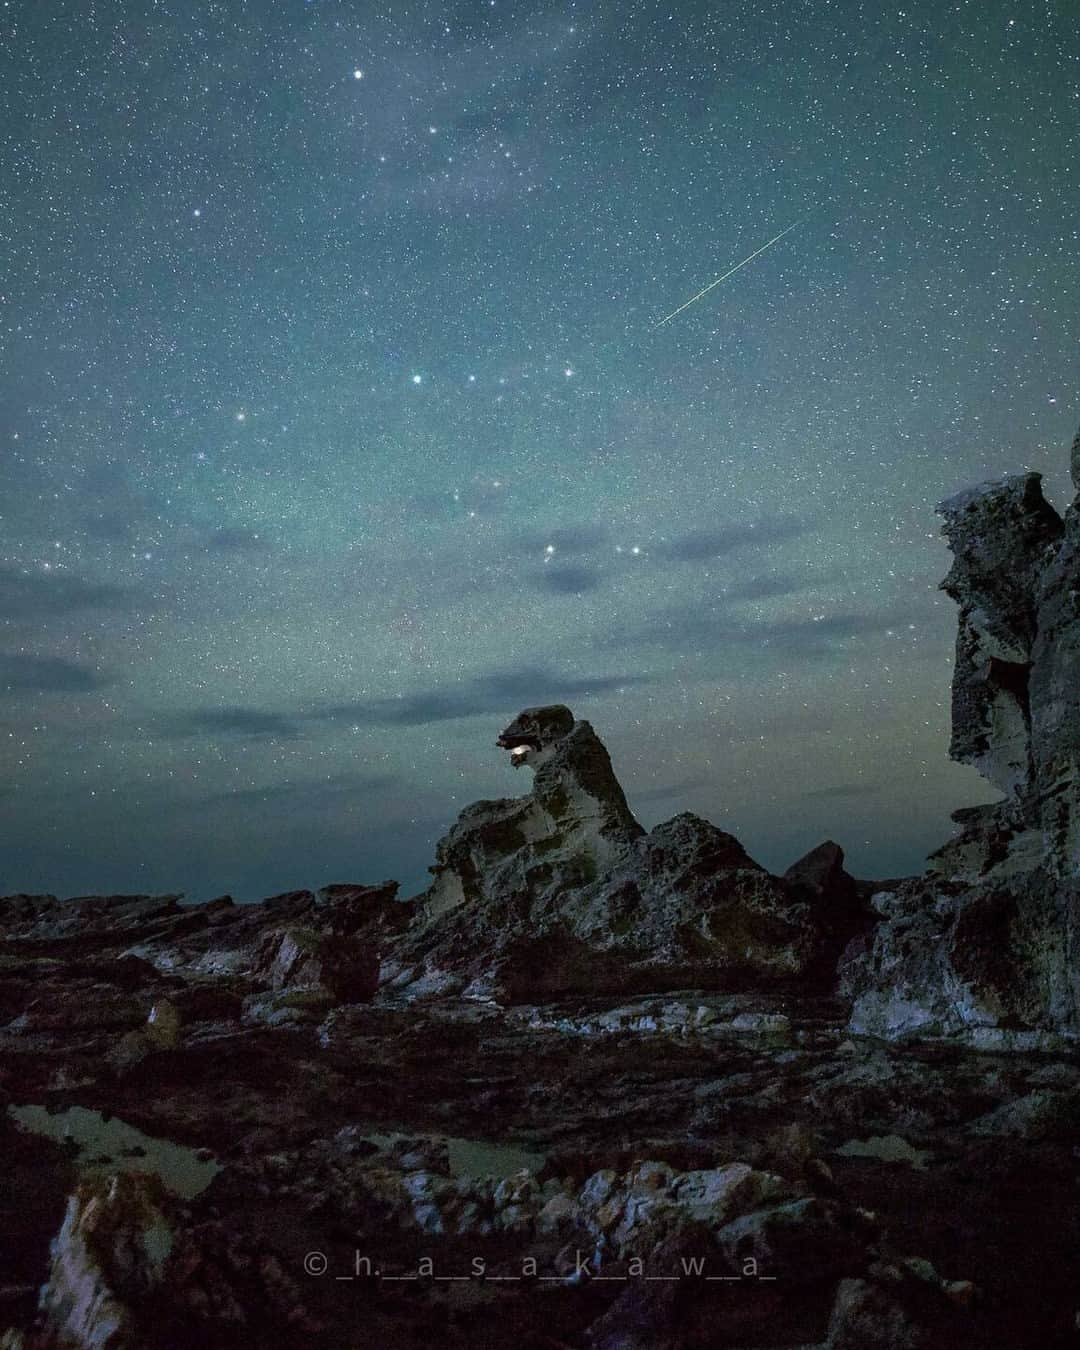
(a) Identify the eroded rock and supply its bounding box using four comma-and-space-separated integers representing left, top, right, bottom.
846, 431, 1080, 1042
382, 708, 831, 1000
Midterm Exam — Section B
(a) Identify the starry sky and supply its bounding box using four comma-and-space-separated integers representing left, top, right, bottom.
2, 0, 1077, 903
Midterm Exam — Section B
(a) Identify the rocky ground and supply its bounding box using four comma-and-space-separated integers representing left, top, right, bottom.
2, 887, 1079, 1349
2, 435, 1078, 1348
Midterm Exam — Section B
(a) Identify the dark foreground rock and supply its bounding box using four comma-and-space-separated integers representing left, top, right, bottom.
2, 977, 1078, 1349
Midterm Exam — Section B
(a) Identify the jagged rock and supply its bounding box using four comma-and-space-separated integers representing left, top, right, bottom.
783, 840, 872, 973
385, 709, 821, 999
28, 1170, 328, 1349
314, 881, 410, 937
716, 1196, 867, 1284
0, 895, 185, 947
36, 1171, 174, 1349
784, 840, 858, 907
253, 926, 379, 1004
109, 1000, 183, 1072
846, 430, 1080, 1042
418, 705, 644, 925
967, 1088, 1080, 1140
938, 472, 1063, 804
825, 1278, 925, 1350
0, 895, 60, 932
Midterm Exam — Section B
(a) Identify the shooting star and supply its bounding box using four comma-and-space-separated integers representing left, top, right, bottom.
653, 221, 801, 329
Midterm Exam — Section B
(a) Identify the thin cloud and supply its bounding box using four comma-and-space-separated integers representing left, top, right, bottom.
205, 527, 270, 552
516, 523, 609, 556
533, 564, 602, 595
722, 573, 813, 602
629, 775, 713, 804
0, 566, 131, 619
656, 517, 807, 563
164, 707, 301, 739
601, 604, 922, 658
201, 772, 398, 806
803, 782, 882, 799
0, 654, 107, 694
320, 665, 652, 728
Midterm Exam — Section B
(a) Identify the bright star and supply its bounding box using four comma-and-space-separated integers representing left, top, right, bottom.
411, 374, 423, 385
353, 68, 364, 80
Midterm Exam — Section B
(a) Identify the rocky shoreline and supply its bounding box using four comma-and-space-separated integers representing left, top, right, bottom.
2, 435, 1078, 1348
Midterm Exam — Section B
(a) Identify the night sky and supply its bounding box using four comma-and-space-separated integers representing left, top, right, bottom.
2, 0, 1077, 903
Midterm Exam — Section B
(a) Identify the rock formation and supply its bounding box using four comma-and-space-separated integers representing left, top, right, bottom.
846, 432, 1080, 1043
382, 706, 843, 1000
418, 704, 645, 924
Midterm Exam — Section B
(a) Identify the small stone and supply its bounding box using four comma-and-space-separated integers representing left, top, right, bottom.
944, 1279, 977, 1308
145, 999, 181, 1049
536, 1193, 578, 1236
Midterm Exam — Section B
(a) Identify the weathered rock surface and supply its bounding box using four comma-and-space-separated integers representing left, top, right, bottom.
5, 977, 1077, 1349
383, 708, 851, 1000
846, 432, 1080, 1042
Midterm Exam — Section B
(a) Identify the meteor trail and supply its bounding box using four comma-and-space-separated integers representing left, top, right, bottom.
653, 221, 801, 329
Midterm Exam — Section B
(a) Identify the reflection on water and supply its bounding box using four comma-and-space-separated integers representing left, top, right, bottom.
367, 1129, 547, 1178
833, 1133, 931, 1168
9, 1104, 546, 1192
8, 1104, 221, 1198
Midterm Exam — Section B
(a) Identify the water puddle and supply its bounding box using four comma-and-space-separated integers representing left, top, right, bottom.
8, 1104, 221, 1198
833, 1133, 931, 1169
366, 1130, 547, 1179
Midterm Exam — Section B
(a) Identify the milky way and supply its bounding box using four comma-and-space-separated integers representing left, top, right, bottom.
1, 0, 1077, 900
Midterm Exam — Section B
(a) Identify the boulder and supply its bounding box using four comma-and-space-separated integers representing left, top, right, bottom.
254, 926, 379, 1004
783, 840, 872, 974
